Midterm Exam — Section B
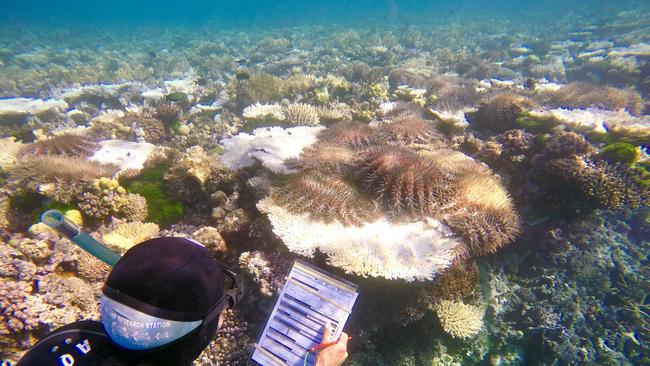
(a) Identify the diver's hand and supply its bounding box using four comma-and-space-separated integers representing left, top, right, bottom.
315, 323, 349, 366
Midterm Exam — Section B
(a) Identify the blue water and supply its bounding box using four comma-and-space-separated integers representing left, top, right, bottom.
1, 0, 647, 27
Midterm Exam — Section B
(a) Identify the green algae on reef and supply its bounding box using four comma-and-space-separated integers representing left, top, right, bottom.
120, 164, 184, 226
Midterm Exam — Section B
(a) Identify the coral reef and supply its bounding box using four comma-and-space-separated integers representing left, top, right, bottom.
191, 226, 227, 255
120, 163, 184, 226
119, 193, 149, 222
90, 139, 156, 175
257, 197, 463, 280
317, 102, 353, 125
539, 156, 649, 210
102, 221, 160, 253
282, 102, 320, 125
154, 103, 183, 132
77, 177, 128, 220
431, 300, 484, 339
484, 209, 649, 365
163, 146, 222, 204
0, 232, 100, 362
539, 82, 644, 115
195, 309, 252, 366
1, 8, 650, 364
220, 126, 324, 173
238, 251, 291, 297
242, 102, 285, 124
233, 73, 286, 107
428, 261, 480, 302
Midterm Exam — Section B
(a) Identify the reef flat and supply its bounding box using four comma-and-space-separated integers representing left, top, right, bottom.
0, 6, 649, 366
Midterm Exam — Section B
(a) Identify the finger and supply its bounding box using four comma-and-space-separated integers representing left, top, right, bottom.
338, 332, 349, 346
322, 322, 332, 342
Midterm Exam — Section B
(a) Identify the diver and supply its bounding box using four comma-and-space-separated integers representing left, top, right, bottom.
15, 214, 349, 366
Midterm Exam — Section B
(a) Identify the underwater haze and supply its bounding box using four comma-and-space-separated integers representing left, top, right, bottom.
0, 0, 649, 365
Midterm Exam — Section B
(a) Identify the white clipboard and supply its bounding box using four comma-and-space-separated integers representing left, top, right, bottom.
251, 260, 359, 366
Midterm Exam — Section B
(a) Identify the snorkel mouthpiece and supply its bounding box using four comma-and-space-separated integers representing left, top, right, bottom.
41, 209, 121, 266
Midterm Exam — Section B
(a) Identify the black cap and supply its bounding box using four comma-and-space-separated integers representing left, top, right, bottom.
103, 237, 225, 321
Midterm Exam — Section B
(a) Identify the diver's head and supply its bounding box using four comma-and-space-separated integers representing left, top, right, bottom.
99, 237, 242, 364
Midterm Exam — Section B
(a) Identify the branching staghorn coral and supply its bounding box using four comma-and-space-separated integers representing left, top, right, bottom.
233, 73, 286, 107
18, 134, 99, 158
431, 300, 483, 339
284, 73, 319, 95
271, 170, 380, 226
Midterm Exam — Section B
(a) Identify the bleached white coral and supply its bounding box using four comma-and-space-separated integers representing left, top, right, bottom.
0, 137, 23, 170
142, 88, 166, 103
220, 126, 324, 174
59, 83, 142, 103
608, 43, 650, 57
378, 101, 397, 116
529, 107, 650, 138
164, 78, 198, 96
0, 97, 68, 117
257, 197, 463, 281
90, 109, 126, 125
242, 103, 285, 122
428, 108, 472, 130
90, 139, 156, 175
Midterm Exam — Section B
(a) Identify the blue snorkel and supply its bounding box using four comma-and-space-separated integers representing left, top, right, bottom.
40, 209, 121, 266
